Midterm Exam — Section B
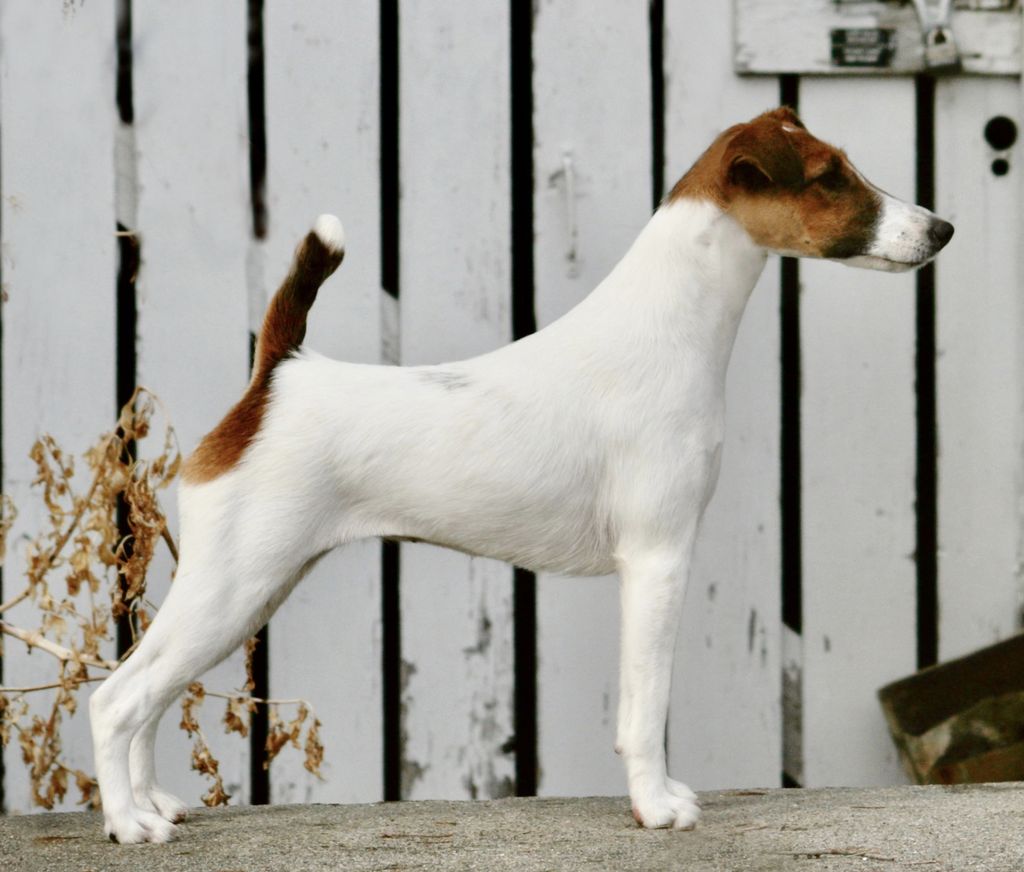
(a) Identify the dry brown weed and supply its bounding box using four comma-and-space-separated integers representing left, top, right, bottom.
0, 388, 323, 810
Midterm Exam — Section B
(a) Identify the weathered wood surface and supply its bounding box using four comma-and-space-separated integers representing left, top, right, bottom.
664, 0, 783, 792
397, 0, 516, 801
532, 0, 652, 797
935, 76, 1023, 663
0, 0, 117, 813
799, 78, 918, 787
132, 1, 253, 804
262, 0, 384, 805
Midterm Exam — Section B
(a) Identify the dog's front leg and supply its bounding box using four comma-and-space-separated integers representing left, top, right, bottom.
616, 544, 699, 830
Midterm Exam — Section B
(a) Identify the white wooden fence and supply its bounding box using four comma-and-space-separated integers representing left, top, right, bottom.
1, 0, 1022, 814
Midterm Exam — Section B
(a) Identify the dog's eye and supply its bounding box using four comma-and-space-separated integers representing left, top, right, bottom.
814, 167, 848, 192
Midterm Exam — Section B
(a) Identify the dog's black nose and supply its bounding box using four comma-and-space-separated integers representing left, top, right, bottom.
929, 219, 954, 248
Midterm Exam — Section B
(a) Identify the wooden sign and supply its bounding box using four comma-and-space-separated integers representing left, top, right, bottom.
735, 0, 1021, 75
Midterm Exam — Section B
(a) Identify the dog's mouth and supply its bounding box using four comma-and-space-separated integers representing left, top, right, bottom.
836, 253, 928, 273
837, 222, 954, 273
836, 203, 955, 274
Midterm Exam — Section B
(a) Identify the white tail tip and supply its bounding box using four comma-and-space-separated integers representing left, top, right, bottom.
313, 214, 345, 254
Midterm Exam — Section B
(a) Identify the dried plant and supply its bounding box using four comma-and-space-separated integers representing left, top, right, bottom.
0, 388, 323, 810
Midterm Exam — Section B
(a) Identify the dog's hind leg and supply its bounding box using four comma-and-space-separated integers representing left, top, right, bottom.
91, 214, 348, 844
90, 540, 310, 843
615, 539, 701, 830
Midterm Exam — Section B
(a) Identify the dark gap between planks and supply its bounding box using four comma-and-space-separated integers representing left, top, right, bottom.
649, 0, 665, 208
380, 0, 403, 803
510, 0, 538, 798
247, 0, 268, 241
245, 332, 270, 804
244, 330, 270, 804
115, 0, 138, 662
779, 75, 802, 638
648, 0, 674, 771
246, 0, 271, 806
779, 74, 803, 787
914, 75, 939, 670
115, 220, 140, 660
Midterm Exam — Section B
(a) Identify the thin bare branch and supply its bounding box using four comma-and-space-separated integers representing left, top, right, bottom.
203, 689, 314, 710
0, 676, 103, 695
0, 621, 117, 671
0, 587, 33, 616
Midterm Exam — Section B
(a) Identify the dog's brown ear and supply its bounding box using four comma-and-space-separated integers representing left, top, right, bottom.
723, 121, 804, 193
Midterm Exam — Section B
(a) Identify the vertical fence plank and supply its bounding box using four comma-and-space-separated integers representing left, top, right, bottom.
935, 77, 1023, 662
0, 1, 117, 813
398, 0, 516, 800
799, 79, 917, 786
132, 2, 253, 805
533, 1, 651, 796
256, 1, 383, 805
663, 4, 782, 790
261, 1, 383, 804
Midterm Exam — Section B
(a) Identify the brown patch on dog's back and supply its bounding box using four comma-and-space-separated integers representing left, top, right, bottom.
183, 230, 344, 484
181, 378, 268, 485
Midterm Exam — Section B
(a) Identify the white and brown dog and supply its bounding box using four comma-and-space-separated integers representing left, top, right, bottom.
90, 107, 953, 842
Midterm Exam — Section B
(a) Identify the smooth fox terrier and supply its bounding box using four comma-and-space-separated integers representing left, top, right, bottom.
90, 107, 953, 842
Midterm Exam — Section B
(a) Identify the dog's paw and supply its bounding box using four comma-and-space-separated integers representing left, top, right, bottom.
666, 777, 699, 804
146, 787, 189, 823
631, 788, 701, 831
104, 806, 178, 844
133, 781, 189, 823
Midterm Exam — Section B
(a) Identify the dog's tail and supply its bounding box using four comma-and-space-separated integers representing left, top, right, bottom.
182, 215, 345, 484
252, 214, 346, 382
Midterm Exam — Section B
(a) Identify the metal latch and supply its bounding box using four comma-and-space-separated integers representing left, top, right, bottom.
909, 0, 961, 70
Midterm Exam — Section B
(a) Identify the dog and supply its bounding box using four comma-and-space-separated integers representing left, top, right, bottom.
90, 107, 953, 842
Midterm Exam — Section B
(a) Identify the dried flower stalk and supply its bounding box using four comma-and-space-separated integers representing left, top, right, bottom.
0, 388, 324, 810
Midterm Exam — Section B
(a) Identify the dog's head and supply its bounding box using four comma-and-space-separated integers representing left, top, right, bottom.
670, 107, 953, 272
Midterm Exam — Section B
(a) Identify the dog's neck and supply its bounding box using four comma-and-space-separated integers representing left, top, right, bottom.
574, 197, 768, 377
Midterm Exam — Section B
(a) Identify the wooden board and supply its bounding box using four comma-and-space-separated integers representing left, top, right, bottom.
799, 78, 917, 787
934, 76, 1022, 662
879, 634, 1024, 784
663, 1, 783, 791
0, 0, 117, 813
397, 0, 517, 800
261, 0, 384, 805
735, 0, 1021, 76
132, 2, 253, 806
532, 0, 651, 796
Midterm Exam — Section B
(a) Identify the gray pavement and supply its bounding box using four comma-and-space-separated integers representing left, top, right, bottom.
2, 783, 1023, 871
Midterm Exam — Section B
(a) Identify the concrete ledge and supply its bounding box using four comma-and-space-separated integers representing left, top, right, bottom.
1, 783, 1021, 871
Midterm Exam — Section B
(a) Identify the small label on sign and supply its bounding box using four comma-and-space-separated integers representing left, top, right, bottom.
830, 28, 896, 68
